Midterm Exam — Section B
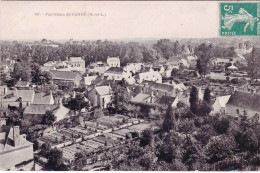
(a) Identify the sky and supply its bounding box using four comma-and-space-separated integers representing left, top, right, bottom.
0, 1, 219, 41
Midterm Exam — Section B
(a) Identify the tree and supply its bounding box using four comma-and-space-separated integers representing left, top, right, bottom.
245, 47, 260, 81
195, 43, 214, 77
203, 87, 211, 103
140, 128, 154, 147
10, 62, 31, 82
41, 109, 56, 126
65, 94, 88, 112
162, 105, 176, 132
46, 148, 68, 170
39, 142, 51, 157
206, 135, 236, 164
189, 86, 198, 114
74, 152, 87, 170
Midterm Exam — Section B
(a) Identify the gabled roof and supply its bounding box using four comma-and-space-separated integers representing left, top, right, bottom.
49, 70, 80, 80
227, 91, 260, 112
140, 81, 175, 92
95, 86, 112, 96
2, 90, 34, 102
105, 67, 124, 74
84, 76, 98, 85
216, 95, 231, 108
157, 96, 177, 105
32, 92, 54, 105
131, 93, 150, 102
15, 81, 30, 88
23, 104, 58, 115
69, 57, 84, 61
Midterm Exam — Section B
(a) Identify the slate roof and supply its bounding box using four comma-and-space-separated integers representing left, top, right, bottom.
49, 70, 80, 80
227, 91, 260, 112
23, 104, 58, 115
2, 90, 34, 102
32, 92, 53, 105
140, 81, 175, 92
157, 96, 177, 105
131, 93, 150, 102
105, 67, 124, 74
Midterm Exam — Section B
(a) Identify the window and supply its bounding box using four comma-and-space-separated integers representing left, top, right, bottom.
236, 109, 239, 114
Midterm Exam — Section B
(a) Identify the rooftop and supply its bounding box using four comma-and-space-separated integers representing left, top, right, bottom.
227, 90, 260, 112
49, 70, 80, 80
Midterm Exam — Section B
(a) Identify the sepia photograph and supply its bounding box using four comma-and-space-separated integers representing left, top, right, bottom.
0, 1, 260, 171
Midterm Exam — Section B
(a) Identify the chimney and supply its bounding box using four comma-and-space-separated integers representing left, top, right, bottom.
73, 91, 76, 98
13, 126, 21, 147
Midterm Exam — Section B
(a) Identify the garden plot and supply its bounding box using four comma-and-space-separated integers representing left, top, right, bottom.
83, 121, 109, 130
62, 143, 94, 160
96, 114, 129, 127
105, 132, 125, 140
112, 128, 133, 137
127, 123, 152, 133
92, 134, 121, 146
70, 127, 95, 136
39, 131, 71, 145
81, 140, 104, 149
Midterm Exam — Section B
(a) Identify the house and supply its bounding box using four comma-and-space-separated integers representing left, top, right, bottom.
136, 71, 162, 84
23, 105, 58, 125
124, 63, 143, 73
226, 90, 260, 119
167, 56, 189, 68
0, 123, 34, 171
157, 95, 179, 108
65, 57, 85, 69
88, 62, 109, 74
49, 70, 82, 88
152, 65, 165, 74
87, 85, 112, 109
23, 91, 61, 124
138, 81, 182, 98
104, 67, 132, 82
131, 92, 179, 109
1, 89, 35, 108
14, 79, 30, 90
212, 95, 231, 114
107, 56, 120, 67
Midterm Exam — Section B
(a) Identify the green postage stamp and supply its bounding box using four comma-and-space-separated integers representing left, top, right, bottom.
220, 2, 260, 36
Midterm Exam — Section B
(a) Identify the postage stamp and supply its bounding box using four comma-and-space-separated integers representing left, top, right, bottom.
220, 2, 260, 36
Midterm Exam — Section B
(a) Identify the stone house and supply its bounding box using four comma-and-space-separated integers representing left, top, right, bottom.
49, 70, 82, 88
226, 90, 260, 120
87, 85, 112, 109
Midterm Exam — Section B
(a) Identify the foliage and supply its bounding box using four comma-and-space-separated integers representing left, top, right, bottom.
189, 86, 198, 114
41, 109, 56, 126
245, 47, 260, 81
140, 128, 154, 147
195, 43, 214, 77
45, 148, 68, 171
64, 94, 88, 112
162, 105, 176, 132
